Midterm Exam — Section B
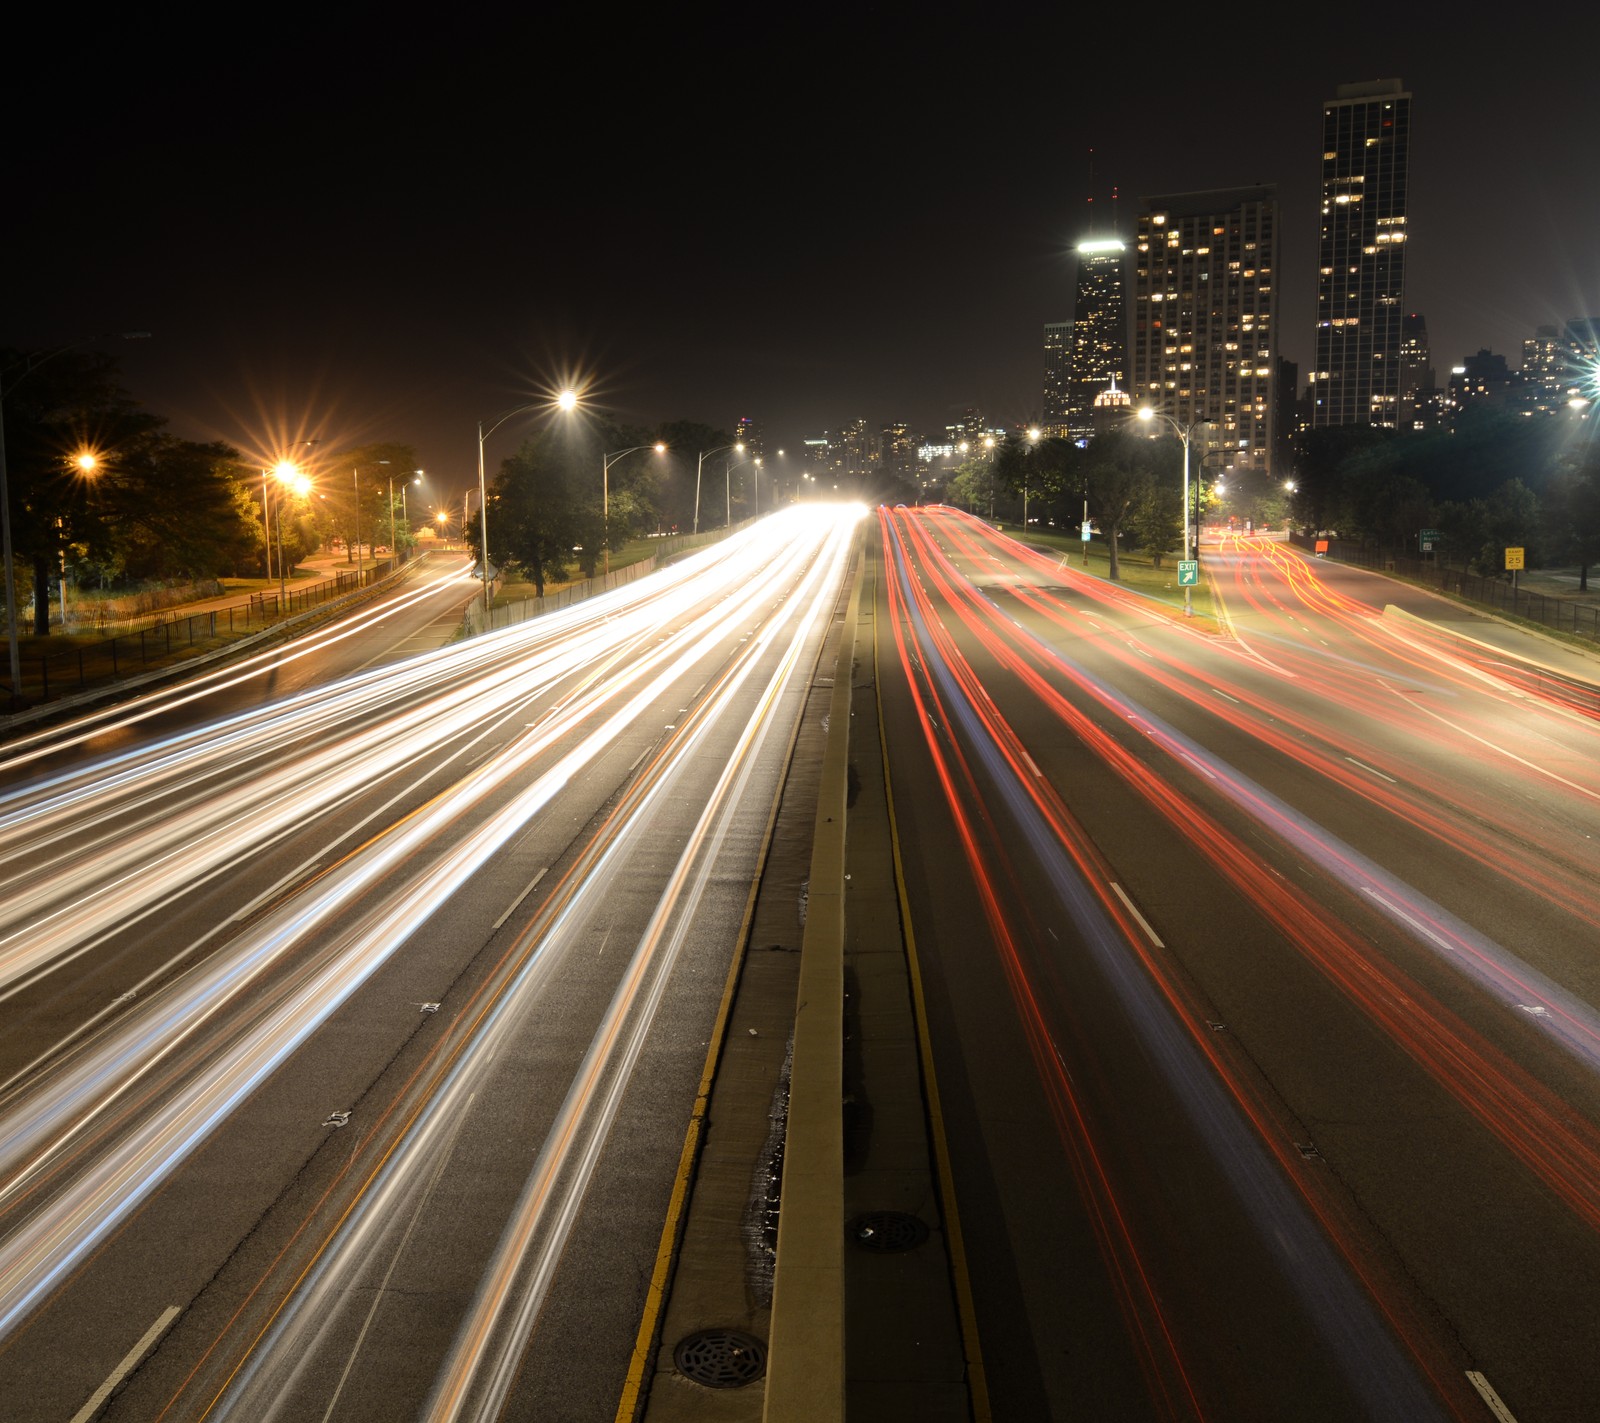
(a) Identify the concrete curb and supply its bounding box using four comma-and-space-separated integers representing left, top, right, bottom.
761, 542, 863, 1423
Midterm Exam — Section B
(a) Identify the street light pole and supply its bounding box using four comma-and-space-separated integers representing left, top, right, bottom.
601, 444, 666, 576
1136, 407, 1214, 617
694, 443, 742, 536
0, 332, 150, 702
476, 391, 577, 617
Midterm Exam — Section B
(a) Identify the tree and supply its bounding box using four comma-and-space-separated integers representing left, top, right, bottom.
1124, 477, 1182, 567
1084, 430, 1166, 580
1543, 447, 1600, 590
319, 443, 421, 560
653, 421, 735, 533
1, 348, 258, 633
475, 431, 583, 597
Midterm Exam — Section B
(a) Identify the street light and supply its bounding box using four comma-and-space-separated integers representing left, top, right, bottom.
0, 331, 149, 701
271, 461, 311, 606
694, 443, 742, 535
1136, 406, 1214, 617
725, 455, 756, 528
601, 443, 666, 574
476, 389, 578, 615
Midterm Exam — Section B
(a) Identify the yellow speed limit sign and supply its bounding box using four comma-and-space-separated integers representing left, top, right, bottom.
1505, 547, 1525, 570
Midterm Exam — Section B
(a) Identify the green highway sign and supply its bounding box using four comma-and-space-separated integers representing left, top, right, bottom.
1178, 560, 1199, 586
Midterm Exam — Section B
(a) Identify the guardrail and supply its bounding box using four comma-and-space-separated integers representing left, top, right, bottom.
3, 554, 411, 714
1290, 534, 1600, 643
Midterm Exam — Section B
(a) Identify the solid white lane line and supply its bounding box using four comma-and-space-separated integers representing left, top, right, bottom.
1110, 883, 1165, 947
1465, 1370, 1521, 1422
70, 1305, 180, 1423
493, 868, 549, 931
1344, 756, 1398, 784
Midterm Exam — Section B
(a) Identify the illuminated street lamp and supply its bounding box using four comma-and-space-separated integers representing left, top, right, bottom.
694, 443, 742, 535
0, 331, 149, 701
272, 461, 311, 606
601, 442, 666, 574
725, 456, 756, 528
1136, 406, 1214, 617
476, 389, 578, 615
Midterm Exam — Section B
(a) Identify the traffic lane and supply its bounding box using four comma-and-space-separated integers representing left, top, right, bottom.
7, 599, 810, 1422
93, 569, 821, 1422
1219, 537, 1600, 697
941, 527, 1600, 1052
876, 542, 1464, 1419
984, 565, 1600, 1084
897, 522, 1600, 1419
0, 553, 479, 784
0, 618, 626, 1086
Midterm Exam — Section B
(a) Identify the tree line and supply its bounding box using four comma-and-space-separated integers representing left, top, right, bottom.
471, 418, 745, 596
1, 348, 423, 636
1285, 408, 1600, 584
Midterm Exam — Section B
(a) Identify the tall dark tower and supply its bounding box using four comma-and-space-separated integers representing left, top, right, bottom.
1311, 78, 1412, 428
1042, 321, 1072, 436
1066, 239, 1128, 443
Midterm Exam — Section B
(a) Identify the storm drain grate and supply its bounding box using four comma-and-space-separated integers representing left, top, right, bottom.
673, 1328, 768, 1389
849, 1210, 929, 1252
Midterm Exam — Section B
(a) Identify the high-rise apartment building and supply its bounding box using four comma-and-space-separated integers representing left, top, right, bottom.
1043, 321, 1072, 436
1311, 78, 1412, 429
1066, 239, 1128, 443
1399, 312, 1438, 429
733, 416, 764, 460
1130, 186, 1279, 477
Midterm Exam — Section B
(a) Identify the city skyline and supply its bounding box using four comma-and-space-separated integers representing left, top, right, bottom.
6, 12, 1598, 492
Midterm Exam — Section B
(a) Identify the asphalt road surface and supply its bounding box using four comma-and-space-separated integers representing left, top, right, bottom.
0, 510, 860, 1422
874, 508, 1600, 1423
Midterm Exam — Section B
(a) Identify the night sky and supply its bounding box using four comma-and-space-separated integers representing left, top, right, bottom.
8, 8, 1599, 503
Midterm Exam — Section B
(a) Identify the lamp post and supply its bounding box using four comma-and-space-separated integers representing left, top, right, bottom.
1023, 426, 1041, 531
694, 443, 742, 535
476, 389, 578, 615
725, 456, 755, 528
601, 443, 666, 575
1136, 407, 1214, 617
0, 331, 149, 700
271, 462, 311, 607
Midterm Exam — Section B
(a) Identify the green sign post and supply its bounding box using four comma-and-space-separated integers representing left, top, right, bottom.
1178, 560, 1199, 587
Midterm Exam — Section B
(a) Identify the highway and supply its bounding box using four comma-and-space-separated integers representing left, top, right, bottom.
875, 507, 1600, 1422
0, 509, 861, 1422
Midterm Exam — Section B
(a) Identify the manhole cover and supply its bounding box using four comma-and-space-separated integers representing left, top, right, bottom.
673, 1328, 768, 1388
849, 1211, 929, 1252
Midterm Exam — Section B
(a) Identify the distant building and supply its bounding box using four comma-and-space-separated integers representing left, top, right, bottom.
733, 416, 764, 460
1090, 379, 1131, 437
1274, 357, 1303, 472
1449, 349, 1520, 417
1311, 78, 1413, 429
1399, 312, 1439, 429
879, 421, 914, 484
1066, 239, 1128, 443
1042, 321, 1072, 437
1131, 185, 1279, 478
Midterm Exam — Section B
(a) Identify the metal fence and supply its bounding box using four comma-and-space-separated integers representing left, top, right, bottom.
460, 528, 739, 638
4, 555, 406, 713
1289, 535, 1600, 644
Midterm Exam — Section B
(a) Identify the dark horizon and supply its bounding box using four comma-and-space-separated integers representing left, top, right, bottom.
7, 10, 1599, 499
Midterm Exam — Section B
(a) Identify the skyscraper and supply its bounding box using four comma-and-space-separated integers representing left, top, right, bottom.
1042, 321, 1072, 436
1066, 239, 1128, 443
1130, 186, 1279, 477
1311, 78, 1412, 429
1399, 312, 1438, 429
